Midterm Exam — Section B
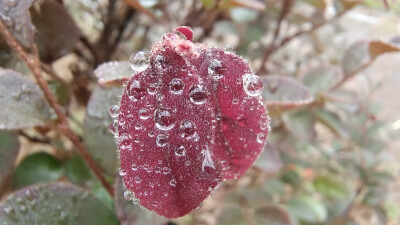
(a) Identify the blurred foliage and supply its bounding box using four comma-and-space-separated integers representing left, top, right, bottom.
0, 0, 400, 224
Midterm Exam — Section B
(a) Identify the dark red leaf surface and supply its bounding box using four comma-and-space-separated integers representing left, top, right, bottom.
116, 27, 269, 218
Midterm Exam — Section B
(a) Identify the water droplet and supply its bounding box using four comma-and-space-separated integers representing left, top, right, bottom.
202, 145, 215, 171
134, 176, 142, 183
132, 198, 140, 205
179, 120, 197, 139
147, 83, 157, 95
124, 190, 135, 200
119, 168, 127, 176
109, 120, 118, 136
156, 134, 168, 147
170, 179, 177, 187
257, 133, 266, 143
128, 80, 147, 101
224, 44, 234, 52
109, 105, 119, 118
154, 108, 176, 130
174, 30, 188, 40
174, 145, 186, 156
189, 85, 208, 105
163, 167, 171, 174
154, 165, 161, 173
169, 78, 185, 94
242, 73, 263, 97
131, 163, 138, 171
130, 51, 149, 72
208, 59, 224, 80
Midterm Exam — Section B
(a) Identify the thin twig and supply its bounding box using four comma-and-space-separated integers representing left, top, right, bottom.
0, 20, 114, 196
18, 130, 51, 144
40, 62, 68, 84
257, 10, 347, 74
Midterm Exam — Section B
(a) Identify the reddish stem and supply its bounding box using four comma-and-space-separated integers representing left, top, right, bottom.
0, 20, 114, 196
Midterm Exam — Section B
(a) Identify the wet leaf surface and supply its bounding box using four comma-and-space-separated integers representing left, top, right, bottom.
262, 75, 314, 111
253, 204, 293, 225
84, 86, 122, 175
300, 65, 343, 95
0, 0, 35, 48
117, 27, 269, 217
94, 61, 133, 86
13, 152, 63, 189
0, 68, 53, 129
114, 177, 168, 225
0, 131, 19, 193
0, 182, 120, 225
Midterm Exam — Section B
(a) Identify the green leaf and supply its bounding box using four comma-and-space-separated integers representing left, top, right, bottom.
286, 196, 328, 223
253, 204, 293, 225
282, 109, 316, 141
83, 86, 122, 174
92, 181, 115, 211
0, 131, 19, 192
30, 0, 81, 62
115, 177, 167, 225
0, 68, 54, 129
94, 61, 133, 86
48, 81, 70, 106
341, 41, 370, 75
216, 205, 246, 225
301, 65, 343, 95
313, 175, 348, 198
230, 7, 258, 23
13, 152, 63, 188
64, 155, 92, 186
0, 183, 120, 225
254, 143, 282, 174
314, 108, 349, 138
262, 75, 314, 112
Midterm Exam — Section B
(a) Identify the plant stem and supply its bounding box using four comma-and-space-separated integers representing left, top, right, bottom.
0, 20, 114, 196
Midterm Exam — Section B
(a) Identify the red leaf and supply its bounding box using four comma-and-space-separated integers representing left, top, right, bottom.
116, 27, 269, 218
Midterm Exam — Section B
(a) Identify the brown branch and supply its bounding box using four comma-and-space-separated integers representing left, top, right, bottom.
0, 20, 114, 196
18, 130, 51, 144
40, 62, 68, 84
257, 10, 347, 74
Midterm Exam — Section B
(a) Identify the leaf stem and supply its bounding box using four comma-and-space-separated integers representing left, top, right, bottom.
0, 20, 114, 196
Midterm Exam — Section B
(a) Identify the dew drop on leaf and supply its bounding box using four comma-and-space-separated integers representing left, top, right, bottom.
130, 51, 149, 72
138, 108, 150, 120
170, 179, 177, 187
169, 78, 185, 94
109, 105, 119, 118
156, 134, 168, 147
174, 145, 186, 156
154, 108, 176, 130
189, 85, 208, 105
179, 120, 197, 139
128, 80, 147, 101
124, 190, 135, 200
242, 73, 263, 97
257, 133, 266, 144
131, 163, 138, 171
